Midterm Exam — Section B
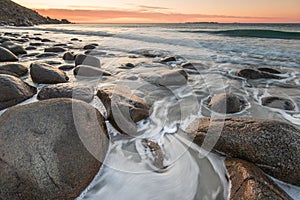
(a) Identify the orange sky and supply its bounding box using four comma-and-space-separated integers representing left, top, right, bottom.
13, 0, 300, 23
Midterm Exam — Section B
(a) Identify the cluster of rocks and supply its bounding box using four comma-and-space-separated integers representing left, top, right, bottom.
0, 30, 298, 200
0, 0, 70, 26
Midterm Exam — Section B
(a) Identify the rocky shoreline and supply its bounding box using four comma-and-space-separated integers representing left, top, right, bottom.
0, 29, 299, 200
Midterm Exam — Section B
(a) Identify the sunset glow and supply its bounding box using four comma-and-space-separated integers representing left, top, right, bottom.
12, 0, 300, 23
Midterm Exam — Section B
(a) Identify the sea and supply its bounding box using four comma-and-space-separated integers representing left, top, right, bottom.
0, 23, 300, 199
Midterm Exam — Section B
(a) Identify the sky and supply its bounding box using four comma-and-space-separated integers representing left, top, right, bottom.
13, 0, 300, 23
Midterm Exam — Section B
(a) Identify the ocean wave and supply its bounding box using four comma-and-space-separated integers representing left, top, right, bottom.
180, 29, 300, 40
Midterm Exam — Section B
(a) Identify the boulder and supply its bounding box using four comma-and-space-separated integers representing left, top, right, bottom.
141, 69, 188, 86
208, 93, 244, 114
0, 74, 36, 110
75, 54, 100, 68
237, 69, 282, 79
96, 85, 151, 135
63, 52, 75, 60
119, 63, 135, 69
83, 44, 97, 50
44, 47, 66, 53
38, 83, 94, 102
1, 41, 27, 55
0, 99, 108, 200
30, 63, 69, 84
186, 117, 300, 186
225, 158, 292, 200
74, 65, 111, 77
261, 96, 295, 111
0, 46, 18, 62
0, 63, 28, 77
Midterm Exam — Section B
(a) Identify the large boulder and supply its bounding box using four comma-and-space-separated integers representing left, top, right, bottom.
225, 158, 292, 200
75, 54, 100, 68
261, 96, 295, 111
38, 83, 94, 102
0, 99, 109, 200
0, 63, 28, 77
0, 74, 36, 110
1, 41, 27, 55
186, 117, 300, 186
208, 93, 244, 114
0, 46, 18, 62
96, 85, 151, 136
63, 52, 75, 60
30, 63, 69, 84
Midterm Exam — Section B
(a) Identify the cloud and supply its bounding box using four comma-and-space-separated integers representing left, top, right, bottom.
138, 5, 170, 10
36, 8, 283, 23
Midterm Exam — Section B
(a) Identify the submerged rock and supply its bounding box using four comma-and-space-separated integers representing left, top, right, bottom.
208, 93, 244, 114
141, 69, 188, 86
225, 158, 292, 200
58, 64, 75, 71
261, 96, 295, 111
96, 85, 151, 135
30, 62, 69, 84
38, 83, 94, 102
0, 74, 36, 110
83, 44, 97, 50
0, 63, 28, 77
237, 68, 282, 79
75, 54, 100, 68
159, 56, 176, 63
0, 46, 18, 62
257, 67, 281, 74
0, 99, 108, 200
186, 117, 300, 186
36, 52, 58, 58
74, 65, 111, 77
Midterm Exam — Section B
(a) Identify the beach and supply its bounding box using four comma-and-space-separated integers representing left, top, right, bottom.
0, 23, 300, 199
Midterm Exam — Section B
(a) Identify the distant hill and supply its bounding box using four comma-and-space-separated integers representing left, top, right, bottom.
0, 0, 70, 26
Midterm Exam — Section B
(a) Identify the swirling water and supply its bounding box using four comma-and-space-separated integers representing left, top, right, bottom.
1, 23, 300, 199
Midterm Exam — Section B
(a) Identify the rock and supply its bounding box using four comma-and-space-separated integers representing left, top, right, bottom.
208, 93, 244, 114
1, 41, 27, 55
74, 65, 111, 77
0, 99, 108, 199
0, 69, 19, 77
75, 54, 100, 68
25, 46, 37, 50
45, 60, 62, 65
261, 96, 295, 111
36, 52, 58, 58
71, 38, 79, 41
258, 67, 281, 74
237, 69, 282, 79
83, 44, 97, 50
63, 52, 75, 60
0, 46, 18, 62
225, 158, 292, 200
44, 47, 66, 53
30, 63, 69, 84
141, 140, 165, 170
58, 64, 75, 71
186, 117, 300, 186
0, 74, 36, 110
119, 63, 135, 69
0, 63, 28, 77
159, 56, 176, 63
141, 69, 188, 86
29, 42, 43, 46
38, 83, 94, 102
96, 85, 151, 135
41, 38, 51, 42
